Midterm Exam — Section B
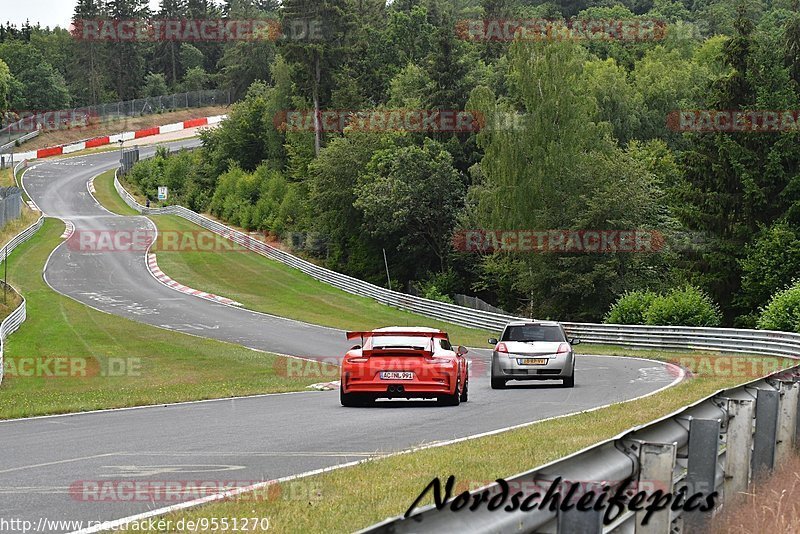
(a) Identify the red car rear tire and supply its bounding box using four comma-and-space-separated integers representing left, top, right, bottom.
438, 379, 462, 406
340, 389, 368, 407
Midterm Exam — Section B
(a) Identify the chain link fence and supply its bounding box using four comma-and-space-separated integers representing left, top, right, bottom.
0, 187, 23, 228
0, 89, 232, 147
454, 293, 510, 315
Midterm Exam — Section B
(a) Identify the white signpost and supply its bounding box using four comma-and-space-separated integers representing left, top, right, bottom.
158, 186, 168, 201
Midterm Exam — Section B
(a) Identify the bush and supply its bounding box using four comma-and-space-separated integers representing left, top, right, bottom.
422, 284, 454, 304
416, 271, 459, 304
738, 222, 800, 316
604, 286, 722, 326
604, 290, 657, 324
757, 281, 800, 333
644, 286, 722, 327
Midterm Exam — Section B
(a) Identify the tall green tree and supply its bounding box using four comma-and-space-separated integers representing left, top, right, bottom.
0, 40, 71, 110
105, 0, 149, 100
71, 0, 107, 105
307, 132, 397, 279
153, 0, 188, 86
0, 60, 11, 112
786, 3, 800, 87
355, 138, 465, 272
280, 0, 356, 155
468, 38, 672, 319
217, 26, 277, 100
203, 57, 293, 174
675, 5, 800, 322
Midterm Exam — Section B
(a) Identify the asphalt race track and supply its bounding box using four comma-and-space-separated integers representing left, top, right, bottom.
0, 143, 678, 532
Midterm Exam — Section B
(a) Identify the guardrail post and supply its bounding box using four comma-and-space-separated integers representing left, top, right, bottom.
776, 381, 799, 464
557, 489, 603, 534
636, 442, 676, 533
684, 418, 721, 528
752, 388, 780, 476
723, 398, 755, 498
796, 379, 800, 447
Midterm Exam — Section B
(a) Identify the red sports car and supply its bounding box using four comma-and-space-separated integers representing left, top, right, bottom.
340, 327, 469, 407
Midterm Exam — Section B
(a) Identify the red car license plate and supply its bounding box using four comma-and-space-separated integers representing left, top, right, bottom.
380, 371, 414, 380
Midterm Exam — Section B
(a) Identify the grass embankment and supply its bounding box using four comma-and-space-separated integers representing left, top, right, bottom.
19, 106, 228, 151
0, 167, 13, 187
0, 170, 38, 320
142, 348, 763, 534
0, 219, 335, 420
92, 169, 139, 216
93, 170, 496, 347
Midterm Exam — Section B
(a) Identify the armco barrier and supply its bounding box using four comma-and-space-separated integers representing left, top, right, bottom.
0, 215, 45, 385
360, 366, 800, 533
113, 167, 800, 533
114, 170, 800, 356
0, 131, 39, 157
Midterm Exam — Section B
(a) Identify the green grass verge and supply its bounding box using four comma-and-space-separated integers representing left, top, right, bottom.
0, 167, 13, 187
93, 170, 496, 347
141, 347, 764, 534
0, 187, 39, 322
0, 218, 335, 420
92, 169, 139, 216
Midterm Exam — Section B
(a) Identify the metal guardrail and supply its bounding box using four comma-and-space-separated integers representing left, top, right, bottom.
0, 215, 45, 386
114, 171, 800, 534
114, 170, 800, 355
360, 367, 800, 533
0, 131, 39, 156
112, 169, 800, 533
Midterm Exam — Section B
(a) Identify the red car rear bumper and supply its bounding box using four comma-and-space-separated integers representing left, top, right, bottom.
341, 370, 457, 397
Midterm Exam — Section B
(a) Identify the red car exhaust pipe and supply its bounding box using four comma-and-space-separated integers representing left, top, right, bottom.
396, 385, 404, 393
388, 385, 396, 393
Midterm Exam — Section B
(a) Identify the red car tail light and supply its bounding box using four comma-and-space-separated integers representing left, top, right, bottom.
557, 343, 570, 354
496, 342, 509, 353
346, 357, 369, 363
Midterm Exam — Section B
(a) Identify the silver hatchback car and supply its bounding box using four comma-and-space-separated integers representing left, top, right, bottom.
489, 321, 579, 389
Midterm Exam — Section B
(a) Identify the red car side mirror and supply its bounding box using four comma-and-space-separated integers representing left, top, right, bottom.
457, 346, 468, 356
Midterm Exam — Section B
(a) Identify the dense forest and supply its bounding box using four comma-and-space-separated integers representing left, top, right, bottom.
3, 0, 800, 329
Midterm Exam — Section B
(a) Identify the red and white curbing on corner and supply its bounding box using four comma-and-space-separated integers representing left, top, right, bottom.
14, 115, 227, 161
60, 221, 75, 240
146, 253, 243, 307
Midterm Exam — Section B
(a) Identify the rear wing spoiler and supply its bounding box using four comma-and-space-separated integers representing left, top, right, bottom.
346, 331, 448, 341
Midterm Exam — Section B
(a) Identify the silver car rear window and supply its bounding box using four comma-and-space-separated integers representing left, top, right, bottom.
502, 325, 565, 342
